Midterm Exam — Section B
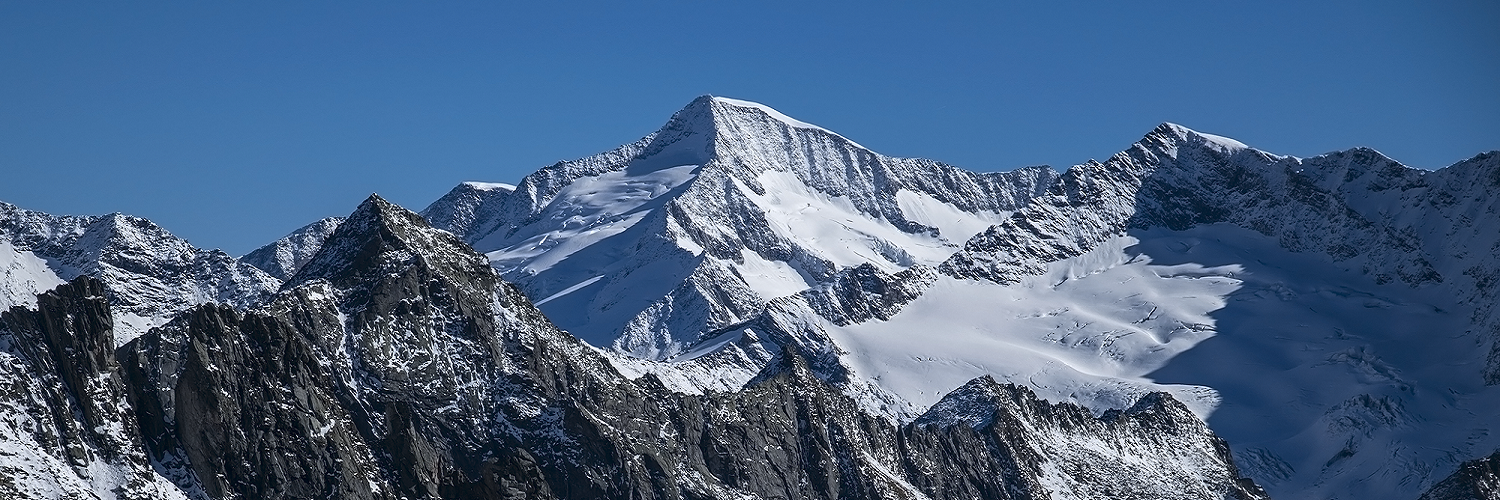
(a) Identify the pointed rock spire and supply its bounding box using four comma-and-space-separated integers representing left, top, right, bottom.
285, 194, 494, 294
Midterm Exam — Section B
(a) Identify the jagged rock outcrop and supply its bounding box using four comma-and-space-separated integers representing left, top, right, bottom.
420, 182, 515, 240
913, 376, 1267, 500
0, 276, 185, 499
800, 263, 937, 326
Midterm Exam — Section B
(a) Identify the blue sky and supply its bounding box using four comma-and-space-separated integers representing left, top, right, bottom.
2, 2, 1496, 256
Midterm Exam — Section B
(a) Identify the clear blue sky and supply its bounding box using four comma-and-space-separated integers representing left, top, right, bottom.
2, 2, 1496, 256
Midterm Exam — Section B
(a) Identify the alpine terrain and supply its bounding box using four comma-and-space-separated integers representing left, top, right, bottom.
0, 95, 1495, 499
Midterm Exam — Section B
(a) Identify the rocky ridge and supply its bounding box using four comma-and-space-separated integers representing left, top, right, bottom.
0, 202, 280, 346
241, 216, 345, 281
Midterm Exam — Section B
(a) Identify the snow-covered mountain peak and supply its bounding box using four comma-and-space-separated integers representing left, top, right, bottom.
1146, 122, 1252, 155
625, 95, 868, 176
242, 216, 345, 280
0, 201, 280, 346
409, 97, 1059, 359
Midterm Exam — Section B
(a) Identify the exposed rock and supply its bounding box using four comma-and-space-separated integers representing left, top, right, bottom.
1420, 449, 1500, 500
0, 276, 184, 499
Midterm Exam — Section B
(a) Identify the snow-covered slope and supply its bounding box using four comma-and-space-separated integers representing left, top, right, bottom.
918, 125, 1500, 499
0, 202, 280, 345
0, 241, 65, 310
426, 95, 1057, 359
421, 101, 1499, 500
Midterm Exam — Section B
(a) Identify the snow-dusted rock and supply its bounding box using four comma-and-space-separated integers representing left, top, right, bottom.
240, 216, 344, 280
0, 202, 280, 346
0, 277, 191, 500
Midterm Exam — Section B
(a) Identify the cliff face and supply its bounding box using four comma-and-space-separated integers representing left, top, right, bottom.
0, 276, 187, 499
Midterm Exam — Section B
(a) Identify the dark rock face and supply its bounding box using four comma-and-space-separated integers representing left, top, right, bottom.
0, 276, 179, 499
121, 304, 386, 500
1419, 450, 1500, 500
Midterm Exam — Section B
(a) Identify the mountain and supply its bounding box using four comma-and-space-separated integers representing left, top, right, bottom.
421, 96, 1058, 360
3, 95, 1495, 499
0, 202, 280, 346
1, 194, 1266, 499
413, 98, 1500, 499
241, 216, 345, 280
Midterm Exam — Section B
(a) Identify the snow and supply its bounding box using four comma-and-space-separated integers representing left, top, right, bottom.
0, 241, 65, 310
711, 97, 867, 149
1160, 122, 1250, 152
828, 222, 1500, 500
461, 181, 516, 191
894, 189, 1007, 243
733, 249, 814, 300
534, 275, 604, 306
736, 170, 963, 272
830, 231, 1237, 417
484, 164, 699, 276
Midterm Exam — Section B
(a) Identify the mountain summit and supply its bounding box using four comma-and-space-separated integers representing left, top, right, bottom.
423, 96, 1057, 360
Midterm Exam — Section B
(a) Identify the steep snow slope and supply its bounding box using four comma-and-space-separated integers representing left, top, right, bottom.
0, 202, 280, 345
426, 95, 1057, 359
0, 241, 64, 310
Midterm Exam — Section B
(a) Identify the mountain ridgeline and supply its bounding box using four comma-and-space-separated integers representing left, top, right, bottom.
0, 96, 1497, 499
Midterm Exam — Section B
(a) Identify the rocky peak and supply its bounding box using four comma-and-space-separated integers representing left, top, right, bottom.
914, 375, 1014, 429
420, 182, 514, 238
286, 194, 494, 296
